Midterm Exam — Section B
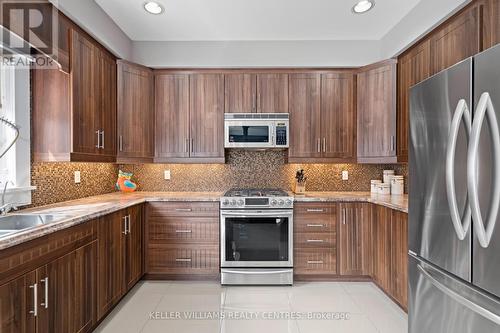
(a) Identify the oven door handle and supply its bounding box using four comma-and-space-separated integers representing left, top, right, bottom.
222, 269, 292, 275
221, 210, 293, 217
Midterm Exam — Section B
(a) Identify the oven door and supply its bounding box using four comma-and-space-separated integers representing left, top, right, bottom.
220, 210, 293, 267
224, 120, 275, 148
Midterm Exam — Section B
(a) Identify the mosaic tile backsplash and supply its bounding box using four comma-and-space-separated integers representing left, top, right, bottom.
30, 151, 407, 207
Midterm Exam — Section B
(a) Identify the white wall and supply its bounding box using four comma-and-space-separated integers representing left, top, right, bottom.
50, 0, 132, 59
132, 40, 382, 68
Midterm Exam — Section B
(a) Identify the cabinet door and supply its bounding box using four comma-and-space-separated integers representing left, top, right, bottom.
0, 271, 36, 333
397, 40, 431, 163
390, 210, 408, 310
155, 74, 190, 160
71, 29, 98, 155
430, 5, 480, 74
117, 62, 154, 162
373, 205, 391, 291
357, 61, 397, 161
97, 211, 125, 319
256, 74, 288, 113
225, 74, 257, 113
288, 74, 322, 159
124, 205, 143, 291
189, 74, 225, 158
321, 73, 356, 160
37, 241, 97, 333
338, 203, 372, 276
96, 49, 117, 158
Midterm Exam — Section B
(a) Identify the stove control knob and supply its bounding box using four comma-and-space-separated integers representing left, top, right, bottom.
278, 199, 285, 206
231, 200, 237, 206
271, 199, 278, 206
286, 199, 293, 206
222, 199, 229, 206
237, 199, 244, 206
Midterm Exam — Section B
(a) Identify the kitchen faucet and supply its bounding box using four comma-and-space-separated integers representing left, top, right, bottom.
0, 180, 17, 215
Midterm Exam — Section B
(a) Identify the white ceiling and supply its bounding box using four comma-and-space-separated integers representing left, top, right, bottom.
95, 0, 421, 41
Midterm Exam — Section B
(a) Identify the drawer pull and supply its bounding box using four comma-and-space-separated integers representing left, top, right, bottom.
306, 209, 325, 212
29, 283, 38, 317
175, 230, 192, 233
175, 208, 193, 212
175, 258, 192, 262
306, 224, 325, 228
307, 260, 324, 265
306, 239, 325, 243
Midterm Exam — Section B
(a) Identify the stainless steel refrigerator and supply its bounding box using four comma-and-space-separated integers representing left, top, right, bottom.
409, 44, 500, 332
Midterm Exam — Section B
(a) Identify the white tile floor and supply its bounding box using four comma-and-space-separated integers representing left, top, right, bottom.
94, 281, 407, 333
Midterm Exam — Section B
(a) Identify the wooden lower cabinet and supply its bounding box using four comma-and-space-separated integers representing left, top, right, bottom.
146, 202, 219, 278
338, 203, 372, 276
97, 205, 143, 319
294, 203, 337, 277
373, 205, 392, 291
0, 271, 36, 333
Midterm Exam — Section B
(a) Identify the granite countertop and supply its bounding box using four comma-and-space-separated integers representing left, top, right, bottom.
0, 191, 407, 250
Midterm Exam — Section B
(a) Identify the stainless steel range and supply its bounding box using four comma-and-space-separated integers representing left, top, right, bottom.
220, 188, 294, 285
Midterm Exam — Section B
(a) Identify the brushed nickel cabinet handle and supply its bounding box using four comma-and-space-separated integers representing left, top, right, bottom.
175, 258, 192, 262
306, 239, 325, 243
95, 130, 100, 149
185, 138, 189, 153
40, 277, 48, 309
323, 138, 326, 153
127, 215, 131, 234
307, 260, 324, 265
343, 208, 347, 225
306, 224, 325, 227
101, 130, 105, 149
175, 208, 193, 212
29, 283, 38, 317
175, 230, 192, 233
119, 135, 123, 152
306, 209, 324, 212
317, 138, 321, 153
122, 216, 128, 235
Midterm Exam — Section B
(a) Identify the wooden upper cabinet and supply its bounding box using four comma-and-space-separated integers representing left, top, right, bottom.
189, 74, 225, 159
397, 40, 431, 163
256, 74, 289, 113
225, 74, 257, 113
481, 0, 500, 50
321, 73, 356, 161
155, 74, 190, 161
430, 4, 480, 74
338, 203, 372, 276
71, 29, 98, 157
288, 74, 322, 159
117, 61, 154, 163
357, 60, 397, 163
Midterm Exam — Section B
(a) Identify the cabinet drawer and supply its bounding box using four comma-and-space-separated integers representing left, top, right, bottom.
147, 245, 219, 275
294, 249, 337, 275
148, 217, 218, 244
294, 203, 337, 217
294, 232, 336, 248
295, 219, 336, 233
147, 202, 219, 217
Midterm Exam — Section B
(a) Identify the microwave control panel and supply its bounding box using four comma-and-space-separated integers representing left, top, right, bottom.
275, 123, 288, 147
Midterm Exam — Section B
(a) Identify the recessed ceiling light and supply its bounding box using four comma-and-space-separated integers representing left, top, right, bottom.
144, 1, 164, 15
352, 0, 375, 14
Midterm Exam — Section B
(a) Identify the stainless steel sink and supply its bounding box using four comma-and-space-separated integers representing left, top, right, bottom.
0, 214, 73, 236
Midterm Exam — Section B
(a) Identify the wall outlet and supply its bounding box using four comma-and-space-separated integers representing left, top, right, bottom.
342, 170, 349, 181
74, 171, 81, 184
164, 170, 171, 180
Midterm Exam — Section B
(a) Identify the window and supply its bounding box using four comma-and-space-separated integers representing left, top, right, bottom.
0, 56, 33, 206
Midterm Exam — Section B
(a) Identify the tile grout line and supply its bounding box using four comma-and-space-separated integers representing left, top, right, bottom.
340, 282, 382, 333
138, 288, 172, 333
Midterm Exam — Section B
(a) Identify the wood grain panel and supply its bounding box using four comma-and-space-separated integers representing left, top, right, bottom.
295, 232, 336, 249
155, 74, 190, 159
294, 249, 337, 275
390, 210, 408, 310
148, 245, 219, 276
397, 40, 432, 163
373, 205, 391, 291
288, 74, 322, 159
117, 60, 154, 163
147, 202, 220, 218
0, 271, 36, 333
256, 74, 289, 113
321, 73, 356, 160
357, 60, 397, 162
189, 74, 225, 158
225, 74, 257, 113
124, 205, 144, 291
148, 217, 219, 244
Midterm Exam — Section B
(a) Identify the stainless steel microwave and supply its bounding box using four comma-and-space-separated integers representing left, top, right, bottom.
224, 113, 289, 149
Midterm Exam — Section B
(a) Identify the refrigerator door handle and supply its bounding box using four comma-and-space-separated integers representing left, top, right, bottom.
446, 99, 472, 240
418, 264, 500, 325
468, 92, 500, 248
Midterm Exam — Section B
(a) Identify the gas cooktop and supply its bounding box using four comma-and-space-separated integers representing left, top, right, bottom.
220, 188, 293, 209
